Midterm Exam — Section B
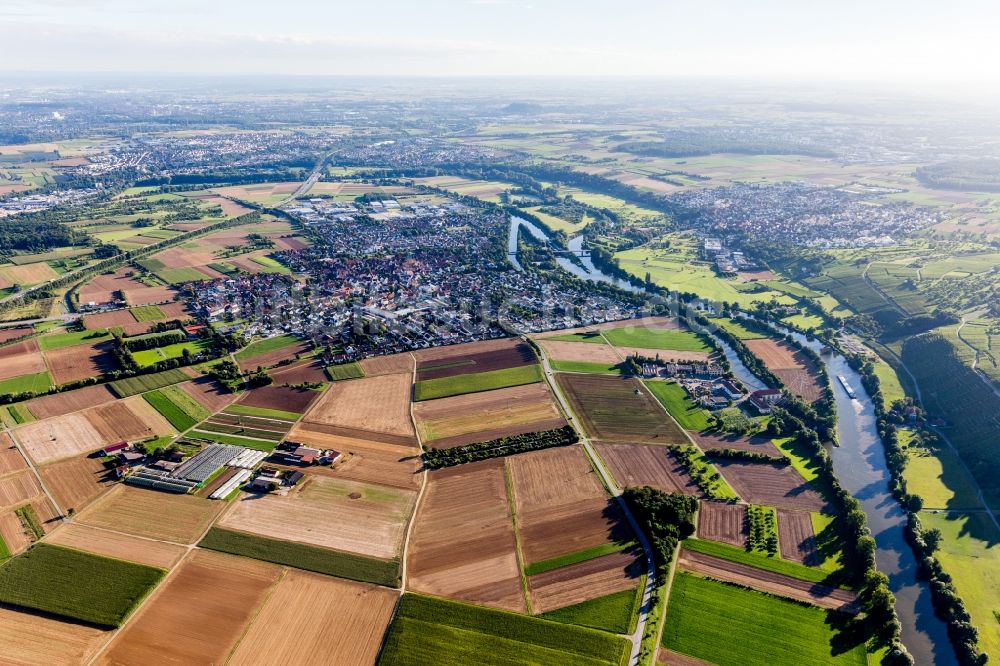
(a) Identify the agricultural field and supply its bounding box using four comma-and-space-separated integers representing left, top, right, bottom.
233, 333, 308, 369
507, 446, 630, 565
22, 385, 115, 419
540, 586, 642, 635
0, 543, 164, 627
46, 523, 186, 569
556, 373, 687, 445
359, 351, 415, 376
142, 384, 211, 431
744, 338, 825, 403
777, 509, 820, 565
94, 549, 281, 666
176, 376, 238, 412
662, 572, 867, 666
0, 340, 47, 382
378, 593, 631, 666
218, 474, 417, 560
407, 459, 525, 612
538, 338, 622, 365
303, 373, 415, 444
284, 426, 422, 491
696, 501, 748, 547
601, 325, 712, 354
413, 363, 543, 401
83, 396, 175, 444
413, 381, 565, 448
37, 454, 116, 513
16, 412, 107, 463
234, 385, 317, 414
528, 550, 642, 614
414, 337, 537, 380
413, 175, 515, 202
0, 605, 109, 666
45, 339, 118, 385
76, 485, 224, 544
595, 443, 703, 497
713, 459, 827, 512
228, 570, 399, 666
107, 367, 192, 397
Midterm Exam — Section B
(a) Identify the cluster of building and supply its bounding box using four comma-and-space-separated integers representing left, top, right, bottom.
671, 182, 940, 248
702, 238, 762, 275
188, 203, 646, 358
337, 138, 504, 167
0, 186, 102, 216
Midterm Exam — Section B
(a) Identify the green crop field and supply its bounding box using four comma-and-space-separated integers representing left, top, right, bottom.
6, 403, 34, 424
544, 331, 606, 344
378, 594, 630, 666
643, 381, 711, 431
918, 511, 1000, 656
681, 540, 830, 583
108, 368, 191, 397
663, 572, 867, 666
38, 328, 110, 351
525, 541, 637, 576
223, 403, 301, 421
131, 340, 211, 367
234, 333, 301, 361
188, 430, 279, 451
541, 584, 643, 635
550, 359, 625, 375
871, 356, 906, 405
250, 255, 291, 273
155, 267, 211, 284
602, 326, 711, 353
0, 371, 53, 396
326, 362, 365, 380
142, 385, 209, 431
0, 544, 164, 627
413, 364, 543, 401
130, 305, 165, 322
713, 318, 767, 340
200, 528, 398, 587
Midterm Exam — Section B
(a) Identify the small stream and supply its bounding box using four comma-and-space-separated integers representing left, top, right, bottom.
507, 214, 956, 663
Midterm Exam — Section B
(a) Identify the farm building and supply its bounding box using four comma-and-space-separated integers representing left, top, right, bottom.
748, 389, 783, 414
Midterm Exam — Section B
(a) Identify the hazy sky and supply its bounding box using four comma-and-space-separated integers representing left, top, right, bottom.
2, 0, 997, 84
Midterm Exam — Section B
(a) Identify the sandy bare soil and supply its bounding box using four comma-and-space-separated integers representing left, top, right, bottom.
24, 385, 117, 420
39, 454, 115, 513
358, 352, 413, 376
45, 341, 118, 385
219, 474, 416, 559
16, 412, 106, 464
0, 469, 44, 509
0, 433, 27, 475
94, 550, 281, 666
84, 396, 175, 443
0, 339, 46, 381
47, 523, 187, 569
677, 549, 858, 612
539, 339, 621, 364
228, 570, 399, 666
407, 459, 525, 612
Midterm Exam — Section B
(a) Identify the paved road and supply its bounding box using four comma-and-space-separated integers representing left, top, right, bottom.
535, 342, 657, 665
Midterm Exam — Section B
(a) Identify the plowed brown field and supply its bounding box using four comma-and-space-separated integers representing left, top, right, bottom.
304, 373, 415, 442
613, 346, 711, 363
95, 550, 281, 666
0, 470, 42, 509
77, 485, 224, 544
415, 338, 536, 380
236, 385, 318, 414
47, 523, 186, 569
528, 550, 642, 613
696, 501, 747, 547
219, 474, 416, 559
595, 443, 703, 496
777, 510, 819, 565
507, 446, 629, 564
0, 606, 109, 666
745, 338, 824, 402
713, 459, 827, 512
413, 382, 563, 448
236, 340, 311, 371
270, 359, 329, 384
177, 377, 237, 412
0, 339, 45, 380
38, 454, 115, 513
78, 268, 147, 305
24, 384, 116, 419
282, 426, 421, 490
407, 459, 525, 612
0, 509, 29, 554
557, 373, 686, 444
678, 549, 858, 612
228, 570, 398, 666
539, 339, 621, 364
691, 431, 783, 458
45, 340, 118, 384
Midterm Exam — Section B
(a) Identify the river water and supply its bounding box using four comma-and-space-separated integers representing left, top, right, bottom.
506, 214, 955, 664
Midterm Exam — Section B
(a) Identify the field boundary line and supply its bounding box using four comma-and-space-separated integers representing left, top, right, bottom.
4, 423, 65, 521
223, 566, 289, 664
399, 351, 428, 593
503, 459, 533, 614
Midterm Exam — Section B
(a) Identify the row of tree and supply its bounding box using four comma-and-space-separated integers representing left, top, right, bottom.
421, 425, 578, 469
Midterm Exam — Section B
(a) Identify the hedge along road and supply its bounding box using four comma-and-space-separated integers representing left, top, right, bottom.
534, 342, 658, 666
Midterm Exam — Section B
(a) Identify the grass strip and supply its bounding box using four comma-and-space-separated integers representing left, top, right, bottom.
187, 430, 279, 451
109, 368, 190, 397
325, 362, 365, 381
525, 541, 637, 576
142, 390, 197, 431
540, 583, 643, 635
550, 359, 625, 375
413, 364, 543, 401
682, 539, 830, 584
199, 527, 398, 587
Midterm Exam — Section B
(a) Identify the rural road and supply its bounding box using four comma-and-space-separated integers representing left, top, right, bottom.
534, 341, 660, 665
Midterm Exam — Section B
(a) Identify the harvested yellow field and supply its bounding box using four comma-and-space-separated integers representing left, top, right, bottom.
15, 412, 105, 464
0, 606, 109, 666
46, 523, 187, 569
0, 509, 30, 554
303, 372, 415, 443
229, 570, 399, 666
358, 352, 413, 376
77, 485, 225, 544
219, 475, 416, 559
0, 470, 43, 509
539, 339, 621, 364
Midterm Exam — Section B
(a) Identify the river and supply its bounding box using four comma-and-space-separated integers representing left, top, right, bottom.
506, 214, 956, 663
